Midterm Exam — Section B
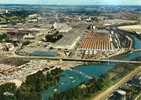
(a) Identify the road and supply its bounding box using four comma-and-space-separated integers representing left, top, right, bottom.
10, 55, 141, 64
135, 93, 141, 100
91, 66, 141, 100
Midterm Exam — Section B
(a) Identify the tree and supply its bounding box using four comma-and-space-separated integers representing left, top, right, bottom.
0, 33, 9, 42
0, 83, 17, 100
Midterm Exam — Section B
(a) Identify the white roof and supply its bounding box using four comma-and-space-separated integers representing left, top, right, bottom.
116, 90, 126, 95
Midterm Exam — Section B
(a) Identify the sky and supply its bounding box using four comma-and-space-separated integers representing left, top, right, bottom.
0, 0, 141, 5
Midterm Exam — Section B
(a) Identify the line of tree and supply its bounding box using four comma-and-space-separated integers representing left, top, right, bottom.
0, 67, 63, 100
50, 63, 140, 100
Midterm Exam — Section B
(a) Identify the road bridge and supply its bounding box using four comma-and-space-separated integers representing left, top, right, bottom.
131, 49, 141, 52
11, 55, 141, 64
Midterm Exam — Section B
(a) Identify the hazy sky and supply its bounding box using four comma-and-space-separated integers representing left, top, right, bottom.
0, 0, 141, 5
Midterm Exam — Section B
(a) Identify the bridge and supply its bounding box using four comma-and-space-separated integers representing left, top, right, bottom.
11, 55, 141, 64
131, 49, 141, 52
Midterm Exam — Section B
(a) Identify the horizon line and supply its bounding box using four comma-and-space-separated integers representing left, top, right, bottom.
0, 3, 141, 6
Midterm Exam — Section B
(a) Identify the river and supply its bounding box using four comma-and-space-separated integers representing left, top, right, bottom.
41, 30, 141, 100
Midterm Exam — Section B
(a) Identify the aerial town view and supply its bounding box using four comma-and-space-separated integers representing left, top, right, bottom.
0, 0, 141, 100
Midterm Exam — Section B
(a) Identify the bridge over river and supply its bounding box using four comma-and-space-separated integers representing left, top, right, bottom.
12, 55, 141, 64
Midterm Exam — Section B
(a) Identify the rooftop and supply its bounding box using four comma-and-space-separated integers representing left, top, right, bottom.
79, 31, 114, 51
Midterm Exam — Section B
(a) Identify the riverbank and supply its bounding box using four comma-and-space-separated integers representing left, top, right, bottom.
91, 66, 141, 100
1, 28, 141, 100
49, 61, 141, 100
45, 29, 141, 100
0, 67, 63, 100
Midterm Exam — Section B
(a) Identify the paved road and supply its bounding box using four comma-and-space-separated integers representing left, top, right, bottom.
91, 66, 141, 100
132, 49, 141, 52
135, 93, 141, 100
11, 55, 141, 64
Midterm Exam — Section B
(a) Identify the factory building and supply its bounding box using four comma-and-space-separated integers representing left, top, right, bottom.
77, 30, 116, 56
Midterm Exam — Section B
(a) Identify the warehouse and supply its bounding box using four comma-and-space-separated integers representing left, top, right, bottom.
78, 31, 115, 57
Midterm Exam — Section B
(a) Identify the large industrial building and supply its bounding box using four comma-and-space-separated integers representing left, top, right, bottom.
77, 30, 116, 57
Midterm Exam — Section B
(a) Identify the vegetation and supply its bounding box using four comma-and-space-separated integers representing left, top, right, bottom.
0, 83, 17, 100
50, 63, 140, 100
45, 30, 63, 43
0, 10, 36, 24
119, 80, 141, 100
22, 41, 31, 46
21, 41, 31, 49
0, 68, 63, 100
0, 33, 9, 42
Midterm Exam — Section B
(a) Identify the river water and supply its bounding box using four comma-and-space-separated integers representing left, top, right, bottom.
41, 31, 141, 100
